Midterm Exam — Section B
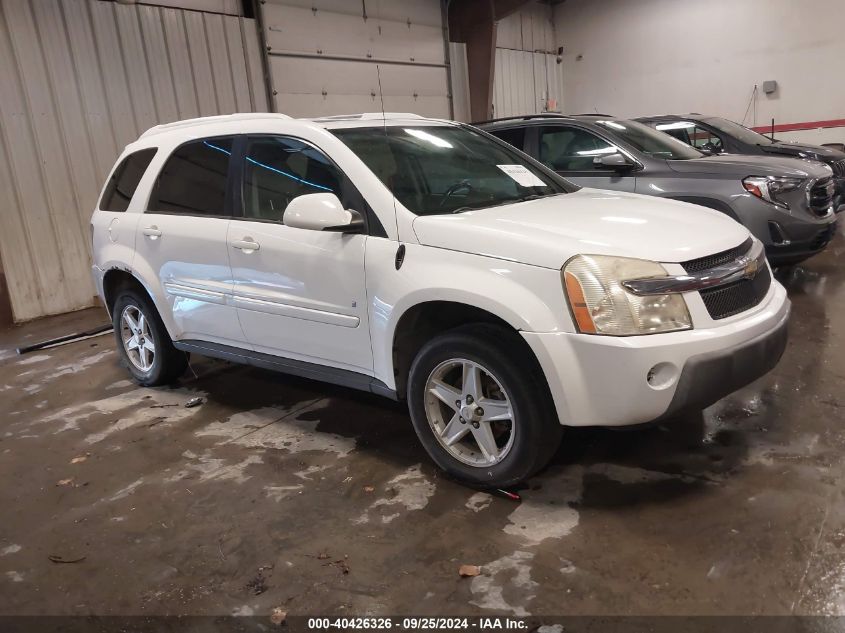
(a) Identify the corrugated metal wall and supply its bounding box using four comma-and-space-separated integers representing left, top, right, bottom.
449, 42, 471, 122
0, 0, 268, 322
493, 49, 563, 118
492, 1, 563, 119
261, 0, 452, 119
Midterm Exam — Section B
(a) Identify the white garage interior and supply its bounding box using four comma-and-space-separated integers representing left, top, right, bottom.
1, 0, 844, 623
1, 0, 844, 322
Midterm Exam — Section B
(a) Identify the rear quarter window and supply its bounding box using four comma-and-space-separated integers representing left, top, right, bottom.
99, 148, 158, 212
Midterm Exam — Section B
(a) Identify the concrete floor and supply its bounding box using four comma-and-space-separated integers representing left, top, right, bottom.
1, 233, 844, 619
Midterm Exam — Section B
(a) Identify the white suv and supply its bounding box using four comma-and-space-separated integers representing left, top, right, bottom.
91, 112, 790, 486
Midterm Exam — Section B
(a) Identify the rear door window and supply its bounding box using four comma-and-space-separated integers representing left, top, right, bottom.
99, 148, 157, 212
148, 137, 234, 216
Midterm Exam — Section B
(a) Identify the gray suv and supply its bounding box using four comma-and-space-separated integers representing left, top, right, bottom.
478, 114, 837, 265
635, 114, 845, 212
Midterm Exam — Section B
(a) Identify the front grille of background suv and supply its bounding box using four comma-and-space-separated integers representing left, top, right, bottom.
681, 238, 771, 320
830, 158, 845, 177
808, 176, 835, 216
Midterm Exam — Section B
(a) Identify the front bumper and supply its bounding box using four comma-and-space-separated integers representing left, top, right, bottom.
732, 194, 836, 264
522, 281, 790, 427
767, 220, 838, 265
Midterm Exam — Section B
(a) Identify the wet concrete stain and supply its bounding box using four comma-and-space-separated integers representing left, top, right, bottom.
0, 230, 844, 616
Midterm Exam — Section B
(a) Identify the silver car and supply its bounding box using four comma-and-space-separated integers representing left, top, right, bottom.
479, 114, 837, 266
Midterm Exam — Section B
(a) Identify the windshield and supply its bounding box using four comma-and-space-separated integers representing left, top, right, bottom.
593, 119, 704, 160
706, 117, 776, 145
332, 125, 574, 216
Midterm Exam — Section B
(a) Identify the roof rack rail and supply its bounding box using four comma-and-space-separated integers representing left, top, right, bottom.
570, 113, 615, 117
140, 113, 292, 138
472, 113, 569, 125
306, 112, 425, 122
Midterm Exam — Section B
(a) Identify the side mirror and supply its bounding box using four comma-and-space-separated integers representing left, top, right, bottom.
283, 193, 365, 233
594, 152, 634, 170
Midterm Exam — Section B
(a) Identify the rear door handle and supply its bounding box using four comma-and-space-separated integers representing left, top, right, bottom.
231, 238, 260, 252
142, 226, 162, 239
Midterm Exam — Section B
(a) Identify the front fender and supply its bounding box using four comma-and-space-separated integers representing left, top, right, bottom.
365, 240, 572, 390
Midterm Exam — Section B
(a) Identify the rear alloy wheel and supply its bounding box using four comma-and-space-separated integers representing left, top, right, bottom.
111, 289, 188, 386
120, 305, 156, 373
408, 325, 562, 487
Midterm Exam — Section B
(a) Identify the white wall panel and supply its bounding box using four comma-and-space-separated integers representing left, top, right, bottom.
263, 0, 451, 119
449, 42, 471, 123
493, 49, 563, 118
554, 0, 845, 142
496, 1, 556, 53
455, 1, 563, 120
0, 0, 268, 321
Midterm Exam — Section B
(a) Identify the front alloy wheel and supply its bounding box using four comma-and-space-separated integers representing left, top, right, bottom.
407, 325, 562, 487
424, 359, 515, 467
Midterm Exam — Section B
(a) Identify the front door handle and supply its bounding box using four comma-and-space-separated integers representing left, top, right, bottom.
231, 238, 260, 253
142, 225, 162, 239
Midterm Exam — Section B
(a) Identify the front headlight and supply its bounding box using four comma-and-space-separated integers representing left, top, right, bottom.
562, 255, 692, 336
743, 175, 803, 210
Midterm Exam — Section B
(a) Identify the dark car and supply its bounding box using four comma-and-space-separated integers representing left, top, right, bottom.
636, 114, 845, 212
477, 114, 837, 265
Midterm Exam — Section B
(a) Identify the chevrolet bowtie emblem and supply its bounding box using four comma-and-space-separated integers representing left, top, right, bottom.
742, 257, 759, 279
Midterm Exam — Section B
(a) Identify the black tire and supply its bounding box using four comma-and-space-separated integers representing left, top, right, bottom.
407, 324, 562, 487
111, 288, 188, 387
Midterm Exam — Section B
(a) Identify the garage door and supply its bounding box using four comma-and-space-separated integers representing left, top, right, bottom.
262, 0, 452, 118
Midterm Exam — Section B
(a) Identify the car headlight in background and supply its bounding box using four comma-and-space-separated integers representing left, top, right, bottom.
742, 175, 803, 210
563, 255, 692, 336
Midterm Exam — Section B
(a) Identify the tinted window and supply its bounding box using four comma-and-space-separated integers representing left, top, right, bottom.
99, 148, 157, 212
149, 137, 233, 215
333, 126, 572, 216
243, 136, 342, 223
491, 127, 526, 151
705, 117, 776, 146
539, 126, 617, 171
654, 121, 723, 152
593, 119, 702, 160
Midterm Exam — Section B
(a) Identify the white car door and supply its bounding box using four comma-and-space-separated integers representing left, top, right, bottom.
133, 136, 245, 346
227, 135, 373, 374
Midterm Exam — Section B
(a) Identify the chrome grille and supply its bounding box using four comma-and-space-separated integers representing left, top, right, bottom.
829, 158, 845, 177
680, 238, 770, 320
700, 266, 772, 320
681, 238, 752, 274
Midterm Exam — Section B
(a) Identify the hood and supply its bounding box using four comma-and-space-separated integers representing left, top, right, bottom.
760, 141, 845, 163
411, 189, 749, 270
668, 153, 833, 179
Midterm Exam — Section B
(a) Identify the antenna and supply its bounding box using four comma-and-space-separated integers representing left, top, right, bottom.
376, 64, 400, 240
